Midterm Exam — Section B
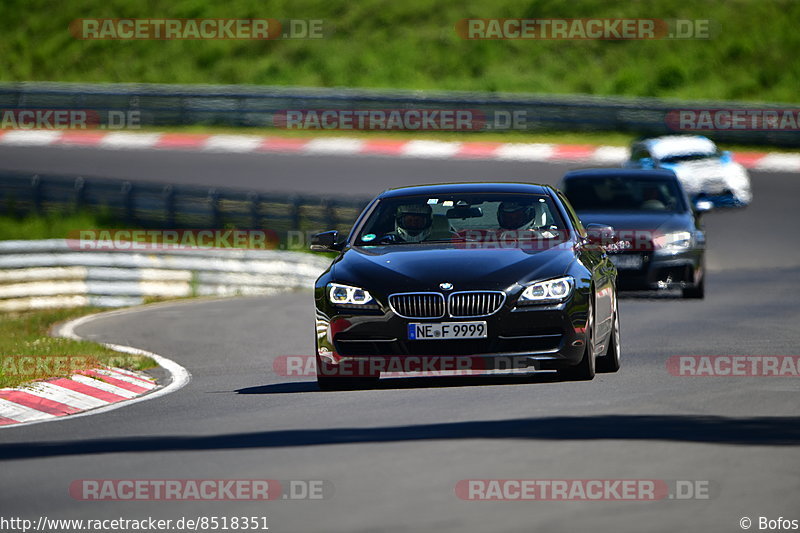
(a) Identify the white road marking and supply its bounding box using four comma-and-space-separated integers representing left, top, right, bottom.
494, 143, 555, 161
754, 153, 800, 172
592, 146, 630, 164
99, 132, 162, 149
94, 368, 157, 389
71, 374, 138, 398
0, 398, 55, 423
303, 138, 365, 154
401, 140, 462, 158
22, 381, 107, 410
203, 135, 263, 152
0, 130, 62, 145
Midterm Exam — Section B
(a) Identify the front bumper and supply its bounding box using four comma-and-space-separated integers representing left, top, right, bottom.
611, 248, 703, 291
693, 192, 749, 208
315, 294, 590, 374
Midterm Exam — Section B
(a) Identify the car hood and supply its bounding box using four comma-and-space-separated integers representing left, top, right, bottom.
659, 159, 751, 200
576, 211, 694, 233
331, 242, 576, 293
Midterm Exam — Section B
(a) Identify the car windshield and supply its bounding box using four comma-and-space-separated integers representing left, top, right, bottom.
354, 193, 568, 246
564, 177, 685, 212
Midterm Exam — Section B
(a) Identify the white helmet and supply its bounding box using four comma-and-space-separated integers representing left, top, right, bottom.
497, 201, 536, 230
395, 204, 433, 243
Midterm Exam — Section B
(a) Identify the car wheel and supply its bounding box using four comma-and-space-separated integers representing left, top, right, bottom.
316, 356, 380, 391
682, 277, 705, 299
597, 297, 620, 373
560, 299, 596, 381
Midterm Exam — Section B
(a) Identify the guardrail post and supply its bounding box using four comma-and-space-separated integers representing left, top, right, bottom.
31, 175, 42, 213
289, 195, 302, 232
74, 177, 85, 212
163, 185, 175, 227
179, 97, 187, 125
324, 199, 337, 229
248, 192, 261, 228
121, 181, 134, 224
208, 188, 221, 227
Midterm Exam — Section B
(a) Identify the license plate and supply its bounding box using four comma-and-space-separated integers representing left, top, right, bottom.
610, 254, 643, 270
408, 321, 487, 340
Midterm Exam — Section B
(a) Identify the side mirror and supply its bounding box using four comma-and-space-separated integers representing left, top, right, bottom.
693, 199, 714, 214
310, 230, 343, 252
585, 224, 616, 246
720, 150, 733, 163
639, 157, 655, 169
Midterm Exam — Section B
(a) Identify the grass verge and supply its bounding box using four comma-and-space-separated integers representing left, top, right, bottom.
0, 210, 329, 255
0, 307, 157, 389
2, 0, 797, 103
0, 210, 125, 241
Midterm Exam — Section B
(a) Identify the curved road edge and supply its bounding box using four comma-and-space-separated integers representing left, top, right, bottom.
0, 305, 192, 430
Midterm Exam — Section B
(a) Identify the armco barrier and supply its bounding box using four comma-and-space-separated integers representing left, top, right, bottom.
0, 171, 370, 235
0, 82, 797, 147
0, 239, 332, 311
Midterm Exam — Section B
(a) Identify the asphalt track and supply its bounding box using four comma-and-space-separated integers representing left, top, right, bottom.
1, 144, 799, 532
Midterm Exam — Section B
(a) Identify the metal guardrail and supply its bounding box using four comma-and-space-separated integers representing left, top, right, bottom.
0, 171, 354, 311
0, 171, 370, 240
0, 82, 796, 147
0, 239, 331, 311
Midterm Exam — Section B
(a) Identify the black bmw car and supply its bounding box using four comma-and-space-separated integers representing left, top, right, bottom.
309, 182, 620, 390
560, 168, 707, 299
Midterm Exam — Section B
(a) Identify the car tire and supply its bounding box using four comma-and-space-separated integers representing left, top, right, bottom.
560, 299, 596, 381
597, 297, 621, 373
682, 277, 705, 299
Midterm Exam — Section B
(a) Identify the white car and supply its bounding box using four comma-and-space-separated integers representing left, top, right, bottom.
625, 135, 752, 207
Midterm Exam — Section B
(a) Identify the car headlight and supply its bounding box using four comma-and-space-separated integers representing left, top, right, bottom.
654, 231, 692, 254
328, 283, 375, 306
519, 276, 574, 304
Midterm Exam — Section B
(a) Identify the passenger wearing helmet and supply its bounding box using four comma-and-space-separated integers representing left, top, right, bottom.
497, 201, 536, 231
394, 203, 433, 243
640, 185, 667, 210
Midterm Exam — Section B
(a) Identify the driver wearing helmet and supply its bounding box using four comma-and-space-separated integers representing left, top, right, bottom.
497, 200, 536, 231
394, 203, 433, 243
